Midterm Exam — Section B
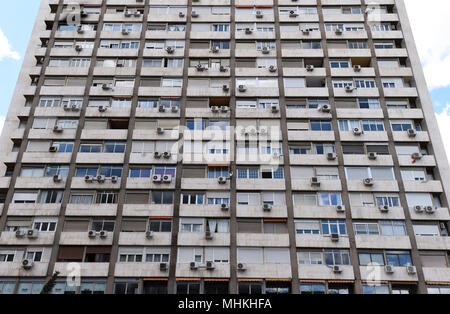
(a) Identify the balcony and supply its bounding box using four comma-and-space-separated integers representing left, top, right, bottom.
178, 232, 230, 246
22, 152, 72, 164
351, 206, 405, 220
343, 154, 394, 166
236, 205, 288, 218
336, 108, 384, 119
291, 179, 342, 191
127, 177, 176, 190
118, 232, 171, 246
179, 204, 230, 218
81, 129, 128, 140
59, 232, 114, 246
398, 155, 436, 167
7, 203, 61, 216
355, 235, 412, 249
403, 180, 443, 193
281, 49, 325, 58
0, 262, 49, 277
409, 207, 450, 221
422, 267, 450, 283
129, 152, 178, 165
298, 265, 355, 281
76, 153, 125, 164
296, 234, 350, 248
0, 231, 55, 246
328, 48, 371, 58
181, 178, 230, 190
415, 236, 450, 251
176, 262, 230, 278
383, 87, 418, 98
138, 87, 182, 97
187, 87, 231, 97
237, 233, 290, 247
85, 106, 131, 118
114, 263, 169, 278
236, 263, 291, 279
288, 130, 335, 141
15, 177, 65, 189
122, 204, 173, 217
65, 204, 118, 217
28, 128, 77, 140
236, 179, 285, 191
392, 131, 429, 142
71, 177, 122, 189
54, 262, 110, 277
289, 154, 339, 166
285, 87, 329, 97
346, 179, 399, 192
360, 265, 418, 282
293, 206, 347, 219
387, 108, 423, 120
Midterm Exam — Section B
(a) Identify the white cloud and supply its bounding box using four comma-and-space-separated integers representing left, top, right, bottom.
404, 0, 450, 90
0, 28, 20, 61
435, 104, 450, 158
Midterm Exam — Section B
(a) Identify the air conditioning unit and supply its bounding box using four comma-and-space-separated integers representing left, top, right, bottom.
22, 259, 34, 270
154, 152, 162, 159
301, 29, 310, 35
158, 105, 166, 112
353, 127, 362, 135
99, 230, 108, 238
157, 127, 165, 134
222, 84, 230, 91
353, 65, 362, 72
85, 175, 94, 183
335, 29, 343, 35
259, 127, 268, 135
425, 206, 436, 214
160, 262, 168, 271
53, 125, 63, 133
191, 11, 199, 17
96, 175, 106, 183
406, 266, 417, 274
306, 64, 314, 72
221, 203, 229, 211
289, 11, 299, 17
263, 204, 273, 212
98, 105, 107, 112
75, 45, 83, 52
205, 231, 213, 240
218, 176, 227, 184
238, 85, 247, 92
206, 261, 215, 270
196, 64, 206, 71
53, 175, 62, 183
414, 205, 424, 213
219, 65, 227, 72
336, 205, 345, 213
245, 28, 253, 34
111, 176, 118, 183
134, 11, 141, 17
171, 106, 179, 113
88, 230, 97, 238
332, 265, 342, 273
385, 265, 394, 274
220, 106, 229, 113
49, 146, 58, 153
146, 231, 154, 239
190, 262, 199, 270
268, 65, 277, 72
255, 11, 263, 18
122, 29, 130, 35
63, 104, 71, 111
407, 129, 417, 137
412, 152, 423, 160
15, 230, 26, 238
237, 263, 247, 271
76, 26, 84, 34
163, 174, 172, 183
27, 229, 38, 239
368, 152, 378, 160
319, 104, 331, 113
179, 12, 185, 18
211, 106, 219, 113
271, 104, 280, 113
102, 83, 111, 90
124, 10, 132, 17
378, 205, 389, 213
163, 152, 172, 159
345, 86, 355, 92
165, 47, 174, 54
327, 152, 337, 160
310, 177, 321, 187
152, 174, 163, 183
71, 104, 80, 111
211, 46, 220, 53
262, 47, 270, 54
363, 178, 374, 186
331, 233, 340, 242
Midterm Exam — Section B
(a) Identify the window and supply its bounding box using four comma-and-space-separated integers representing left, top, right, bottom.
363, 284, 389, 294
321, 220, 346, 235
300, 284, 325, 295
380, 221, 407, 236
359, 253, 384, 266
324, 249, 350, 265
151, 191, 174, 204
385, 251, 412, 266
149, 219, 172, 233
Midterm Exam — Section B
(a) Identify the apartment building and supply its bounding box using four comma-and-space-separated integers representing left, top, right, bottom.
0, 0, 449, 295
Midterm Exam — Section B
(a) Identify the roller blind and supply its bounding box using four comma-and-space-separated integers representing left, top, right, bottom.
237, 248, 263, 264
63, 220, 90, 232
27, 141, 51, 152
121, 219, 147, 232
264, 248, 290, 264
290, 167, 314, 179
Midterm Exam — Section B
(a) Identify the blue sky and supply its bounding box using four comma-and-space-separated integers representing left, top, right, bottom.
0, 0, 449, 153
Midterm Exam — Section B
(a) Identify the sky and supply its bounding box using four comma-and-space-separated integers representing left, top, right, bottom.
0, 0, 449, 156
